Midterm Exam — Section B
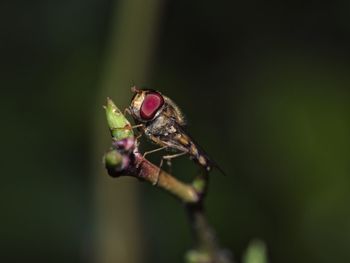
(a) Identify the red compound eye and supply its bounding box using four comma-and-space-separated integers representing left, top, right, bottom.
140, 92, 164, 120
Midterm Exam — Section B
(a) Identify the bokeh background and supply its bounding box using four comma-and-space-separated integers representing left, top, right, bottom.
1, 0, 350, 262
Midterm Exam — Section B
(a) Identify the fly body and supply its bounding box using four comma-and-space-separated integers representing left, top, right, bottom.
128, 86, 223, 173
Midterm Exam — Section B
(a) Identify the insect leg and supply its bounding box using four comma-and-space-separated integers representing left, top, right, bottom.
131, 124, 144, 129
110, 123, 144, 132
152, 151, 187, 186
123, 107, 132, 116
153, 158, 164, 186
130, 124, 145, 139
163, 151, 188, 160
143, 146, 167, 159
155, 151, 188, 185
163, 151, 188, 167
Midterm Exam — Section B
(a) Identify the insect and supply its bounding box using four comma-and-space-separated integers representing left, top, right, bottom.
127, 86, 224, 175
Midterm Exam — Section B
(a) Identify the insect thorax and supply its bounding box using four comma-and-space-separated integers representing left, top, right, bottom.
145, 115, 177, 136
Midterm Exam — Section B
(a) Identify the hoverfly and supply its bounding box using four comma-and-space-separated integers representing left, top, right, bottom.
127, 86, 224, 175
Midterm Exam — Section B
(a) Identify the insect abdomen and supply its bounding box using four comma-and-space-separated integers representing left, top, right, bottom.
174, 133, 212, 171
188, 142, 212, 171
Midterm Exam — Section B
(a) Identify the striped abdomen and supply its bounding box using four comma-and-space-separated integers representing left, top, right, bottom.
173, 132, 213, 172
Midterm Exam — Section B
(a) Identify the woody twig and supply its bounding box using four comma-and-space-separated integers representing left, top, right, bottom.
103, 98, 232, 263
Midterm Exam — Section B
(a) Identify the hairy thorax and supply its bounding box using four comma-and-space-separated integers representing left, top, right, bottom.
145, 115, 176, 137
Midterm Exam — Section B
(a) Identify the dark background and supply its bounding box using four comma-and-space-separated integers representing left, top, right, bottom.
1, 0, 350, 262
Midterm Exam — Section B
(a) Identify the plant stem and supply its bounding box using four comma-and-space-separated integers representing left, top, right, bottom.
136, 154, 199, 203
104, 98, 232, 263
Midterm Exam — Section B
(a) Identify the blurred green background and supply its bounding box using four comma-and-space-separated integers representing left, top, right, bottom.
1, 0, 350, 262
